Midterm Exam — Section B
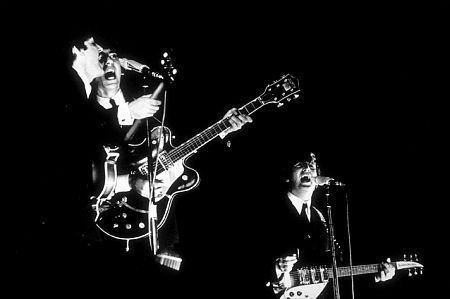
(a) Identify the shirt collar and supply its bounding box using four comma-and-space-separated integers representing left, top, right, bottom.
287, 191, 311, 215
96, 89, 125, 109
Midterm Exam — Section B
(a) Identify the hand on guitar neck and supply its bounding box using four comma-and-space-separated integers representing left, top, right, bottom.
375, 257, 396, 282
219, 107, 253, 138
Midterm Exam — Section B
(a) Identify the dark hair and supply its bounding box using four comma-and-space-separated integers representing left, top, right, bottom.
279, 150, 323, 182
57, 21, 119, 64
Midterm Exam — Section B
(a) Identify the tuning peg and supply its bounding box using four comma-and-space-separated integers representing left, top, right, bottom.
408, 269, 412, 276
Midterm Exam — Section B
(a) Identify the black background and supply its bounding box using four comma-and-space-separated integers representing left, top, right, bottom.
7, 1, 447, 298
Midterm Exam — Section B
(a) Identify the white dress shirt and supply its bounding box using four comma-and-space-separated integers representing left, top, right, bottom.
96, 89, 134, 126
287, 191, 311, 221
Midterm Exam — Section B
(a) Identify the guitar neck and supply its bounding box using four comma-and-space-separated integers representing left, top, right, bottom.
289, 259, 422, 283
328, 262, 405, 278
328, 264, 380, 278
166, 97, 265, 163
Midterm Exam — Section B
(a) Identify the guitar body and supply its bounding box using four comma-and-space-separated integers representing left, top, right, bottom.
280, 283, 328, 299
93, 126, 199, 241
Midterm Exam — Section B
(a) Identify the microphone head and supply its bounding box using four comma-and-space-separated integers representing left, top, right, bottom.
118, 58, 148, 73
314, 176, 346, 187
314, 176, 332, 186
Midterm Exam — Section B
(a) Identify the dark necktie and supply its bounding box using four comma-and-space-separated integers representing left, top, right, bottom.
110, 98, 118, 109
300, 203, 309, 223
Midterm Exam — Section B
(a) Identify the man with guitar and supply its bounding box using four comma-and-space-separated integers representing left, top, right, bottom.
72, 37, 253, 283
53, 28, 254, 296
264, 152, 396, 299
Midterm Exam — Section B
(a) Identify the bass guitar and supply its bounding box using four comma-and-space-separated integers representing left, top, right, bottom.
92, 74, 301, 241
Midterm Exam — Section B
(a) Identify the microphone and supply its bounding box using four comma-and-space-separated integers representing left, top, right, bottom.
314, 176, 346, 187
118, 57, 149, 73
118, 58, 163, 79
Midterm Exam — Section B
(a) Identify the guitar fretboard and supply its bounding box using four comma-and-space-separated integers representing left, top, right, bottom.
166, 98, 264, 163
329, 264, 379, 278
147, 98, 265, 175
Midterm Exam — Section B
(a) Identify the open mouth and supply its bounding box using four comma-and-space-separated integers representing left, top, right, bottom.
104, 69, 116, 80
300, 174, 312, 184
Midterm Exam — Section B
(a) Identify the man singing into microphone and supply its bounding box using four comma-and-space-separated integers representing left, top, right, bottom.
262, 151, 395, 299
57, 30, 252, 298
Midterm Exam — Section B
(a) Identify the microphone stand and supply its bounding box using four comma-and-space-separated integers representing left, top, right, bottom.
142, 80, 165, 256
146, 115, 159, 256
325, 185, 341, 299
128, 50, 176, 256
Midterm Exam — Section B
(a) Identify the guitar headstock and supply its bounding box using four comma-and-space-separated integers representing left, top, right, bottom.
259, 74, 301, 107
396, 253, 424, 276
160, 50, 178, 84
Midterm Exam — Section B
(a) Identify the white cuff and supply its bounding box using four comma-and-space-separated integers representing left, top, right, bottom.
117, 102, 135, 126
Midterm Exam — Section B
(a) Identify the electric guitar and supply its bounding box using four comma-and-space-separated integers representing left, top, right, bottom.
92, 74, 301, 241
275, 254, 424, 299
